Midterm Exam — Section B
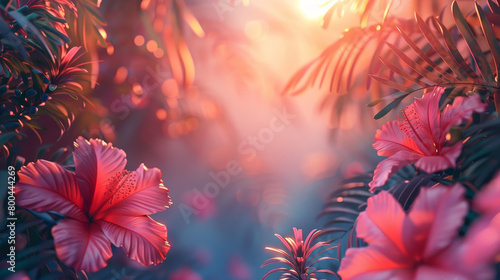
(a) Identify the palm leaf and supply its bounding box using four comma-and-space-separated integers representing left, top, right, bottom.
370, 1, 500, 118
315, 174, 372, 262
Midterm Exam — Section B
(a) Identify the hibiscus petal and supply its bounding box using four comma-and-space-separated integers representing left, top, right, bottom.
52, 219, 112, 272
414, 265, 469, 280
73, 137, 127, 212
95, 164, 172, 218
338, 246, 413, 280
462, 213, 500, 269
16, 160, 86, 221
440, 94, 487, 141
407, 185, 467, 260
433, 240, 495, 280
373, 119, 422, 157
413, 142, 462, 173
369, 150, 421, 191
408, 87, 443, 154
357, 191, 409, 258
474, 172, 500, 214
98, 215, 170, 266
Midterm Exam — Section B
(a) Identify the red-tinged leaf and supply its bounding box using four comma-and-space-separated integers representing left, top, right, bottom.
475, 2, 500, 84
360, 0, 376, 27
261, 268, 295, 280
264, 247, 293, 261
433, 18, 481, 82
178, 0, 205, 38
386, 42, 444, 84
346, 33, 374, 89
308, 246, 339, 264
312, 49, 337, 89
178, 40, 195, 87
282, 58, 317, 95
370, 75, 416, 92
367, 26, 395, 90
488, 0, 500, 14
382, 0, 395, 24
329, 44, 351, 93
163, 28, 184, 85
261, 257, 295, 267
415, 13, 470, 81
335, 44, 357, 93
395, 25, 456, 82
453, 1, 495, 84
379, 57, 429, 88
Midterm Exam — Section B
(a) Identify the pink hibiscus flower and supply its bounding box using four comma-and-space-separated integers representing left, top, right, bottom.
474, 171, 500, 214
16, 137, 172, 272
458, 172, 500, 274
337, 184, 489, 279
370, 87, 487, 191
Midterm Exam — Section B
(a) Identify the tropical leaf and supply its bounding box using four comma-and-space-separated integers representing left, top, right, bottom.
315, 174, 372, 264
369, 1, 500, 118
140, 0, 205, 87
261, 228, 339, 280
455, 116, 500, 189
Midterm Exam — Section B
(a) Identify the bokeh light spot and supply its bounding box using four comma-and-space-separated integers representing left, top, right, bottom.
156, 108, 167, 120
154, 48, 164, 58
162, 79, 179, 97
114, 67, 128, 84
134, 35, 145, 46
146, 40, 158, 53
300, 0, 337, 19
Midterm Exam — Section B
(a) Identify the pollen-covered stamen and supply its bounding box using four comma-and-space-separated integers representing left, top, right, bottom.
91, 170, 138, 216
399, 108, 433, 154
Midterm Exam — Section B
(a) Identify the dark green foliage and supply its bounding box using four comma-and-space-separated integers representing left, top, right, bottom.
0, 0, 102, 160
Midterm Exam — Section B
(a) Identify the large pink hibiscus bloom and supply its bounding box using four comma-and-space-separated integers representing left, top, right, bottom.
370, 87, 487, 191
16, 138, 172, 272
338, 185, 491, 280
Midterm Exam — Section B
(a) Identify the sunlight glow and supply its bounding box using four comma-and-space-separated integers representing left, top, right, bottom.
299, 0, 338, 19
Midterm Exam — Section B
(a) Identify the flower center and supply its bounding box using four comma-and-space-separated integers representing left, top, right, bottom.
89, 170, 137, 218
399, 107, 436, 154
103, 170, 137, 205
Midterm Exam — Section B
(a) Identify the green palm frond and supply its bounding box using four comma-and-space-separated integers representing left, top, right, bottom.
455, 115, 500, 189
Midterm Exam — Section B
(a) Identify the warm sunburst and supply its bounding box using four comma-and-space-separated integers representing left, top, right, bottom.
299, 0, 338, 18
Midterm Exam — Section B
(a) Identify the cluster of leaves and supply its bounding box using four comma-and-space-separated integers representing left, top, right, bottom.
140, 0, 205, 87
0, 0, 106, 278
284, 0, 500, 125
262, 1, 500, 278
0, 145, 79, 279
0, 0, 107, 160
